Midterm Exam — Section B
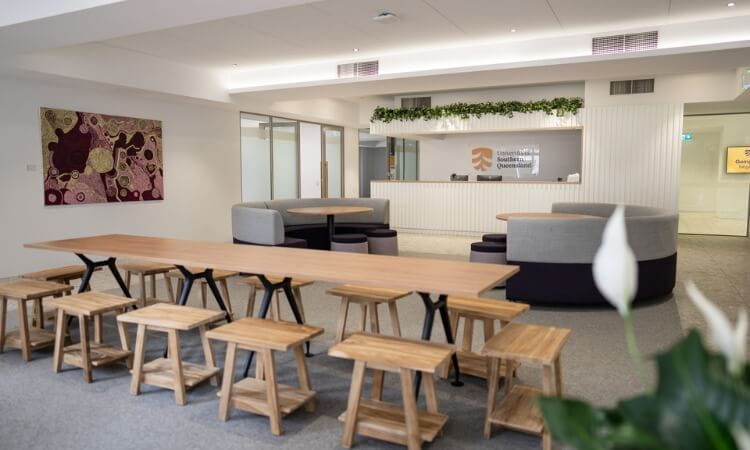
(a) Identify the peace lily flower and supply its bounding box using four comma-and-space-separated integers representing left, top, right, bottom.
592, 205, 647, 386
733, 423, 750, 450
686, 281, 748, 376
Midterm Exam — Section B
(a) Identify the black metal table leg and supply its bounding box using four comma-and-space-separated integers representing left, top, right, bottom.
326, 214, 335, 250
76, 253, 132, 297
174, 266, 232, 322
414, 292, 463, 397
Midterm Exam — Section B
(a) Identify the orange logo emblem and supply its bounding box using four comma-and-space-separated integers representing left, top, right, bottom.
472, 147, 493, 171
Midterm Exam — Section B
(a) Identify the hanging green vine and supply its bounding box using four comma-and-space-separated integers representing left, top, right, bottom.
370, 97, 584, 123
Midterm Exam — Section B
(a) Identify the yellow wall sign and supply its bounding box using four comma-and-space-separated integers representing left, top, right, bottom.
727, 147, 750, 173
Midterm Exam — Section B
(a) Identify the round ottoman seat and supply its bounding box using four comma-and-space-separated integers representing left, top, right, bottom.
470, 241, 508, 287
331, 234, 369, 254
278, 237, 308, 248
365, 228, 398, 256
482, 233, 507, 244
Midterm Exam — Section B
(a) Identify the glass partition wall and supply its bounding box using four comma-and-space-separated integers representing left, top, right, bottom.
241, 112, 344, 201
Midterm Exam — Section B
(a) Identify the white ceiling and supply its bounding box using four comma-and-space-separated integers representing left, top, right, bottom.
101, 0, 750, 71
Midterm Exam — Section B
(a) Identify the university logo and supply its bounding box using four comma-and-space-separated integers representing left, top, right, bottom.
745, 149, 750, 157
471, 147, 493, 171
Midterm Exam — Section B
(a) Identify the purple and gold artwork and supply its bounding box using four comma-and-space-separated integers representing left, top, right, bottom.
41, 107, 164, 205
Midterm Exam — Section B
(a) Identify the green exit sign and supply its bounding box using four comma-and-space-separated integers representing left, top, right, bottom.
682, 132, 694, 141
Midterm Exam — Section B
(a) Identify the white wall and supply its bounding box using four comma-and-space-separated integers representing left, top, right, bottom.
0, 75, 241, 278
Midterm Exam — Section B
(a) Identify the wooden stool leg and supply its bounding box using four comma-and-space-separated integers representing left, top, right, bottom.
94, 314, 103, 344
423, 372, 439, 414
504, 358, 515, 395
255, 353, 265, 381
554, 357, 563, 396
150, 274, 157, 299
335, 297, 350, 343
368, 302, 380, 334
139, 273, 147, 308
263, 348, 282, 435
358, 303, 367, 332
542, 364, 554, 450
482, 319, 495, 342
126, 271, 132, 291
440, 312, 461, 379
17, 299, 31, 361
130, 324, 147, 396
167, 329, 187, 405
294, 346, 315, 412
220, 280, 233, 317
399, 368, 421, 450
0, 297, 7, 352
388, 302, 402, 337
199, 325, 219, 386
78, 314, 93, 383
342, 360, 366, 448
245, 286, 256, 318
272, 291, 281, 321
116, 317, 132, 369
52, 308, 67, 372
165, 275, 175, 304
177, 280, 184, 304
33, 298, 44, 330
201, 283, 208, 309
484, 357, 500, 438
461, 315, 474, 353
371, 369, 384, 401
293, 287, 306, 322
218, 342, 237, 421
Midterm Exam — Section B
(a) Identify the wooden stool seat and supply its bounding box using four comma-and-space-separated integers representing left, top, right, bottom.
207, 317, 323, 436
0, 279, 73, 361
329, 334, 455, 450
481, 322, 571, 450
117, 303, 224, 405
327, 285, 411, 343
120, 260, 175, 307
22, 265, 96, 283
166, 268, 236, 316
48, 292, 137, 382
441, 297, 529, 380
239, 276, 313, 322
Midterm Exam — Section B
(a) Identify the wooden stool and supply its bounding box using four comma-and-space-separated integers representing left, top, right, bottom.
207, 317, 323, 436
166, 267, 236, 317
329, 334, 455, 450
0, 279, 73, 361
48, 292, 137, 383
119, 261, 175, 307
481, 323, 571, 450
117, 303, 224, 405
326, 285, 411, 343
22, 265, 100, 325
440, 296, 529, 380
238, 276, 313, 321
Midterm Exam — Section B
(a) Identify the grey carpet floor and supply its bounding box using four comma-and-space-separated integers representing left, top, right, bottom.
0, 273, 683, 450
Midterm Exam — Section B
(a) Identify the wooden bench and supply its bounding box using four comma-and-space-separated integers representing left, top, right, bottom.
166, 267, 237, 317
0, 279, 73, 361
238, 276, 313, 321
48, 292, 136, 383
440, 296, 529, 380
117, 303, 224, 405
481, 322, 571, 450
329, 334, 455, 450
326, 285, 411, 343
207, 317, 323, 436
118, 260, 175, 307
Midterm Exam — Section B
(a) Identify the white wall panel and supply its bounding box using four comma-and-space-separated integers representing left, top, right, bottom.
372, 104, 683, 233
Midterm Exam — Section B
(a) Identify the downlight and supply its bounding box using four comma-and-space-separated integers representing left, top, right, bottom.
372, 12, 399, 23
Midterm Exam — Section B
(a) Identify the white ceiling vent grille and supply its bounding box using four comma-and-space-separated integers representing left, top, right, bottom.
593, 31, 658, 55
337, 60, 379, 79
610, 79, 655, 95
401, 97, 431, 108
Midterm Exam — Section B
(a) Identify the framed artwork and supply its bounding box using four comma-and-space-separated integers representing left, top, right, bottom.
40, 107, 163, 205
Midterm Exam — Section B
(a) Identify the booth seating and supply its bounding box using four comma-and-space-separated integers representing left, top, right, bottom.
506, 202, 678, 305
481, 233, 507, 244
330, 334, 455, 450
331, 234, 368, 253
207, 317, 323, 436
165, 267, 237, 318
0, 279, 73, 361
119, 260, 175, 307
48, 292, 136, 383
482, 323, 571, 450
366, 228, 398, 255
239, 276, 313, 321
439, 296, 529, 381
232, 198, 389, 250
118, 303, 224, 405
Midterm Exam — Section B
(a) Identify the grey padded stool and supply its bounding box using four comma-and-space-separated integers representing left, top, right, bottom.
331, 233, 369, 254
470, 241, 508, 287
365, 228, 398, 256
482, 233, 507, 244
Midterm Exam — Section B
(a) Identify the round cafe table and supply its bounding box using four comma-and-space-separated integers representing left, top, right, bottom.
288, 206, 374, 249
496, 212, 597, 221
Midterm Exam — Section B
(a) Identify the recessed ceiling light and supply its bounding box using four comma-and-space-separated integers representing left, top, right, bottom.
728, 1, 736, 6
353, 48, 359, 52
372, 12, 399, 23
511, 28, 517, 33
232, 63, 238, 67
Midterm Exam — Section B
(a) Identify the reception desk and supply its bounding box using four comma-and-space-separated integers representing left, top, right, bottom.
371, 180, 583, 234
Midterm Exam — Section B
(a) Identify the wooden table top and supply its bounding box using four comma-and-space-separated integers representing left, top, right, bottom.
26, 234, 518, 297
329, 333, 455, 373
116, 303, 225, 330
287, 206, 373, 216
206, 317, 323, 351
47, 292, 137, 316
496, 212, 599, 221
481, 323, 571, 365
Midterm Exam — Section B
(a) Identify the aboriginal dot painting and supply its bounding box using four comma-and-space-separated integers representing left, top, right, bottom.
41, 107, 164, 205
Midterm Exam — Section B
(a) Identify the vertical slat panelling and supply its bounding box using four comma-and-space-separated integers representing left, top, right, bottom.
370, 104, 683, 233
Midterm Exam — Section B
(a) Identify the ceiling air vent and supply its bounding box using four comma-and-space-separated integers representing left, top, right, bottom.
337, 60, 379, 79
401, 96, 431, 108
610, 79, 655, 95
593, 31, 658, 55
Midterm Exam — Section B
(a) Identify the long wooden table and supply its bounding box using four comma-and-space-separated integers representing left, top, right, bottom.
25, 234, 519, 389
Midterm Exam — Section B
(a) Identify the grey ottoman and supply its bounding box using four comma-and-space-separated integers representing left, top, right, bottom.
366, 228, 398, 256
331, 233, 369, 254
470, 241, 507, 287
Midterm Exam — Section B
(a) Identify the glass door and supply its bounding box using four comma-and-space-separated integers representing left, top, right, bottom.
322, 126, 343, 198
299, 122, 322, 198
240, 113, 271, 201
271, 117, 299, 199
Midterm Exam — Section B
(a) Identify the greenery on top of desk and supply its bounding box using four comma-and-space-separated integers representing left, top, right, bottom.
370, 97, 584, 123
